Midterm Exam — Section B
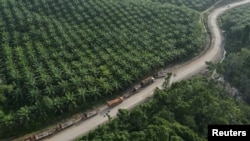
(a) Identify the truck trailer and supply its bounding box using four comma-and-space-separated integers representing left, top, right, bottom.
107, 97, 124, 107
140, 76, 154, 87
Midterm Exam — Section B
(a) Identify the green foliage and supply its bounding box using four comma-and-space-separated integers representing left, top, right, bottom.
219, 4, 250, 104
77, 76, 250, 141
151, 0, 217, 11
220, 49, 250, 103
221, 4, 250, 52
0, 84, 12, 111
0, 0, 207, 138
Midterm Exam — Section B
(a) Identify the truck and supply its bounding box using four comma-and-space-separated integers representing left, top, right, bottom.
85, 110, 98, 119
58, 120, 74, 130
23, 127, 57, 141
74, 110, 98, 123
153, 71, 167, 78
133, 84, 141, 93
107, 97, 124, 107
140, 76, 154, 87
22, 110, 99, 141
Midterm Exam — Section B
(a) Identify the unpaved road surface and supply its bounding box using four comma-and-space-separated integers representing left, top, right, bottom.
41, 0, 250, 141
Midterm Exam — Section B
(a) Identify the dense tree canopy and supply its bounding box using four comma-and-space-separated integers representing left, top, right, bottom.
151, 0, 218, 11
221, 4, 250, 52
77, 3, 250, 141
77, 76, 250, 141
0, 0, 207, 138
218, 4, 250, 104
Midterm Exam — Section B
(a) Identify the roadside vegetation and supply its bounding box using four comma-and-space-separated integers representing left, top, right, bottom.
77, 76, 250, 141
0, 0, 207, 138
217, 4, 250, 104
77, 2, 250, 141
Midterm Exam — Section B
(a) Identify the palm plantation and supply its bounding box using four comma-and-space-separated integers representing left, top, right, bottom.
0, 0, 218, 139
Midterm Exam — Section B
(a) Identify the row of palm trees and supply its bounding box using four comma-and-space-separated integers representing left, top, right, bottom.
0, 0, 203, 106
0, 0, 206, 136
152, 0, 217, 11
1, 0, 201, 51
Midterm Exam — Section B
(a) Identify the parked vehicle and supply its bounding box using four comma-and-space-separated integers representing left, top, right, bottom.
133, 85, 141, 92
58, 120, 74, 131
153, 71, 167, 78
85, 110, 98, 119
140, 76, 154, 87
23, 127, 57, 141
123, 76, 155, 99
107, 97, 124, 107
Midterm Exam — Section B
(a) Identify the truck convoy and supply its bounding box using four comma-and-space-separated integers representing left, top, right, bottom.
113, 76, 155, 100
106, 76, 155, 107
22, 110, 98, 141
20, 72, 165, 141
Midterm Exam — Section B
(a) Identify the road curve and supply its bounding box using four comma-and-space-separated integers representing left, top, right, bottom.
42, 1, 250, 141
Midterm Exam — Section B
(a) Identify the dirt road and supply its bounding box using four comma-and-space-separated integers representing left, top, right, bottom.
42, 0, 250, 141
